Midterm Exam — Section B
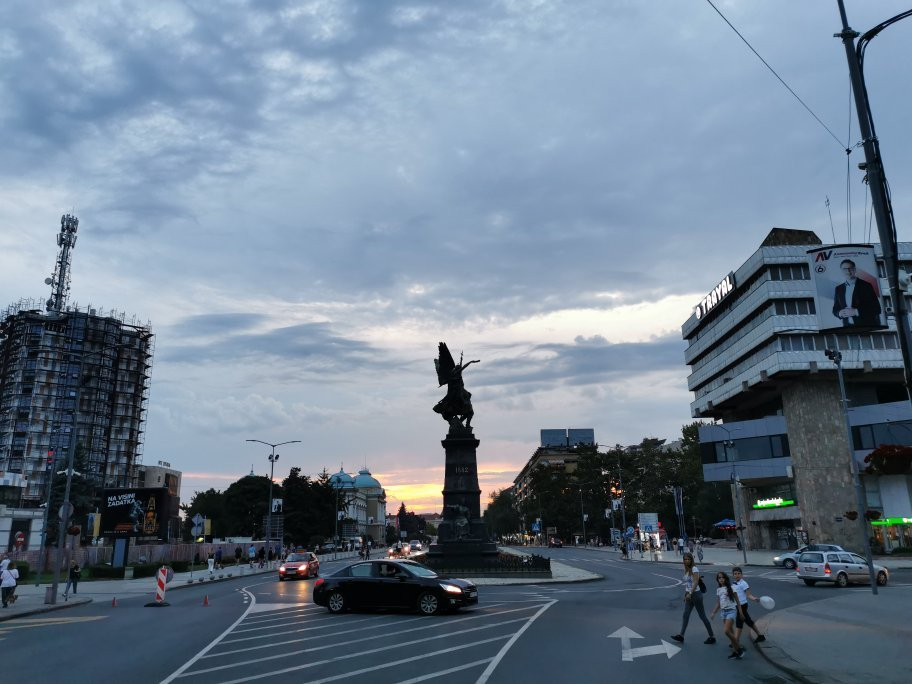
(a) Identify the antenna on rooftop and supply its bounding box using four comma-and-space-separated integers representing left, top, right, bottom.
45, 214, 79, 312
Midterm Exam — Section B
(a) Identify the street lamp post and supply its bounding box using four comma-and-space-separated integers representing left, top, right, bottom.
824, 349, 879, 595
717, 425, 748, 566
246, 439, 301, 565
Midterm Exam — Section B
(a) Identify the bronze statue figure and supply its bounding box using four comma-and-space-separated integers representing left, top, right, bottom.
433, 342, 479, 429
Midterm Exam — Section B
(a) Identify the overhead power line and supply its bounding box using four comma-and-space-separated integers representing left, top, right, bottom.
704, 0, 848, 152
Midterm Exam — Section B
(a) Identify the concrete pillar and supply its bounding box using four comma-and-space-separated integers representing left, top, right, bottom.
782, 379, 859, 549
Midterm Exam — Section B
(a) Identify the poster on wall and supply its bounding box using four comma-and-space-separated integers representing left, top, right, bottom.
101, 487, 169, 540
807, 244, 886, 332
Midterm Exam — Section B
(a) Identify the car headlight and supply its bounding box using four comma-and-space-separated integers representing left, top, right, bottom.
440, 583, 463, 594
773, 557, 780, 562
279, 565, 286, 572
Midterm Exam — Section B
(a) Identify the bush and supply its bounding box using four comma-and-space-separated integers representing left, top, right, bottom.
889, 546, 912, 555
170, 560, 191, 572
88, 565, 126, 579
130, 563, 163, 579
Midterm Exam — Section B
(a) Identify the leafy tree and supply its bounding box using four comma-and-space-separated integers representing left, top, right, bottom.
483, 488, 521, 537
223, 474, 280, 538
181, 488, 227, 541
396, 503, 425, 538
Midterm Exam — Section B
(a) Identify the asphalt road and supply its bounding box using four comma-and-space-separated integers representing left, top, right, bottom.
3, 550, 908, 683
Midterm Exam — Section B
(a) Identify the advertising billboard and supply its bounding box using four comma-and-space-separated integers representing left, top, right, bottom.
807, 244, 885, 331
101, 487, 169, 539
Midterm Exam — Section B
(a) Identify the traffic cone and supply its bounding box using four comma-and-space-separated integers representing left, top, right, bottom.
202, 595, 209, 607
111, 596, 118, 607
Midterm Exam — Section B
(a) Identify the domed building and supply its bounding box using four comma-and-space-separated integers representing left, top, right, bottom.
330, 466, 387, 545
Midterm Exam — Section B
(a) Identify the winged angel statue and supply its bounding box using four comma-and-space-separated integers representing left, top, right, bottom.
433, 342, 480, 429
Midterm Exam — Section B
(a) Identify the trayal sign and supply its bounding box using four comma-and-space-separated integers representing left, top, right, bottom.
693, 273, 735, 320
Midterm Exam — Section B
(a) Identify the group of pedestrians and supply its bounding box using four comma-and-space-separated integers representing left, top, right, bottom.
671, 552, 765, 661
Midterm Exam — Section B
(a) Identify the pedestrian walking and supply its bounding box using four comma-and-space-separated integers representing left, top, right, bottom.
207, 551, 215, 576
257, 546, 266, 568
671, 552, 715, 645
710, 571, 744, 659
697, 540, 704, 563
248, 544, 256, 567
64, 560, 81, 599
235, 545, 242, 565
1, 559, 19, 608
731, 567, 766, 644
215, 547, 223, 570
677, 537, 685, 556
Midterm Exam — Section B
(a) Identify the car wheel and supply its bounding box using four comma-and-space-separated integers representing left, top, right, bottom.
784, 559, 796, 569
417, 591, 440, 616
877, 571, 888, 586
327, 591, 346, 614
835, 573, 849, 588
802, 579, 816, 586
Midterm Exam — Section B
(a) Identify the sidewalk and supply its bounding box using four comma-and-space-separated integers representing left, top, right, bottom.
536, 543, 912, 570
0, 551, 363, 623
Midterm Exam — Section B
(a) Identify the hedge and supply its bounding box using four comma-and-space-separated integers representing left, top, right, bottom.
8, 561, 29, 580
130, 563, 163, 579
88, 565, 125, 579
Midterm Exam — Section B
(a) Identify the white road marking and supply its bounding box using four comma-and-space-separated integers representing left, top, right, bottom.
474, 599, 557, 684
394, 658, 493, 684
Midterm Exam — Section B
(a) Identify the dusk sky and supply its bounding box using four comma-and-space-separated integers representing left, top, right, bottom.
2, 1, 910, 513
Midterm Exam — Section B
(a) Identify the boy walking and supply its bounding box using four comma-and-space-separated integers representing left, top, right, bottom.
731, 567, 766, 644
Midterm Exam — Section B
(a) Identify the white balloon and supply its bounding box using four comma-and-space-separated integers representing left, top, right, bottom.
760, 595, 775, 610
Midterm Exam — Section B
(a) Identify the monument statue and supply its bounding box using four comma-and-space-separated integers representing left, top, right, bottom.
433, 342, 480, 430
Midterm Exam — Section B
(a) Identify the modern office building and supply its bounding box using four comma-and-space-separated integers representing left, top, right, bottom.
0, 214, 154, 511
682, 227, 912, 552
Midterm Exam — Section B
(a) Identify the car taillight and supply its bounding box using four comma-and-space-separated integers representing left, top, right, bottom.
314, 578, 325, 588
824, 563, 831, 574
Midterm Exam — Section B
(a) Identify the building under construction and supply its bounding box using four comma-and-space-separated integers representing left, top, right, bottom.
0, 214, 154, 507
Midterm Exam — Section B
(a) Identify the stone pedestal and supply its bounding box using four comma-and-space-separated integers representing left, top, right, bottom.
428, 426, 496, 557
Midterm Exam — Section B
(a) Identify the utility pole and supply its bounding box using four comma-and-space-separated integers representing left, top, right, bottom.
835, 0, 912, 405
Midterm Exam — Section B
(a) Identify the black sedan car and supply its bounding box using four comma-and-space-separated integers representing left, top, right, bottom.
313, 559, 478, 616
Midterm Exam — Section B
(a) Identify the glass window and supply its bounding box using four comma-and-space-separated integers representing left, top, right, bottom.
769, 266, 782, 281
837, 554, 854, 564
799, 552, 824, 563
350, 563, 374, 578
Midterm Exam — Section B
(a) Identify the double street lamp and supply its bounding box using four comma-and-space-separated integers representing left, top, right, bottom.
246, 439, 300, 561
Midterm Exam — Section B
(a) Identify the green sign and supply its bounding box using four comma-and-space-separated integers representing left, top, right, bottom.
752, 498, 796, 509
870, 517, 912, 526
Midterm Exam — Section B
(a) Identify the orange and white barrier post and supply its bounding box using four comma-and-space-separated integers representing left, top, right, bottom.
144, 565, 173, 607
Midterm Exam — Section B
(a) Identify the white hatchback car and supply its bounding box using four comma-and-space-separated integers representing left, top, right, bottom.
796, 551, 888, 587
773, 543, 844, 569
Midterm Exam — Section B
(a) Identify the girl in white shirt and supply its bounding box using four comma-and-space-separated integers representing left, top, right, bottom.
710, 571, 744, 659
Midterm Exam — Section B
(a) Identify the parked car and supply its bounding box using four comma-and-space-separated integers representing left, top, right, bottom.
796, 551, 888, 587
313, 559, 478, 615
409, 540, 423, 552
278, 552, 320, 581
773, 544, 844, 569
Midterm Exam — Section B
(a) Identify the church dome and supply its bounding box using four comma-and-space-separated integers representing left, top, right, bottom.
329, 468, 355, 490
353, 467, 382, 490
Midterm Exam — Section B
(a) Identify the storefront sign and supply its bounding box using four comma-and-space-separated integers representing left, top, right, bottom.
752, 497, 796, 509
694, 272, 735, 320
869, 517, 912, 526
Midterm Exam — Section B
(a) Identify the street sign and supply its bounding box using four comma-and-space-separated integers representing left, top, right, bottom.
626, 526, 635, 536
192, 513, 204, 526
58, 501, 74, 521
531, 522, 541, 532
643, 524, 653, 532
14, 531, 25, 548
637, 512, 658, 530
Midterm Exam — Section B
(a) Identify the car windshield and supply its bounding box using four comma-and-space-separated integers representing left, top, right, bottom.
285, 554, 308, 562
401, 563, 437, 578
799, 552, 824, 563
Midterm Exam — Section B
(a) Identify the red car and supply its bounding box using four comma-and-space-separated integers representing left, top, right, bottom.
278, 552, 320, 581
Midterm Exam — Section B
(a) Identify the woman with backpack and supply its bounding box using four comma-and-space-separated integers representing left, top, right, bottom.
671, 552, 715, 644
1, 559, 19, 608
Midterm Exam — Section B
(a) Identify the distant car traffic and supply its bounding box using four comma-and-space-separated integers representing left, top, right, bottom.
278, 552, 320, 581
548, 538, 562, 548
773, 544, 844, 569
796, 551, 888, 587
409, 540, 423, 552
313, 559, 478, 615
388, 542, 407, 558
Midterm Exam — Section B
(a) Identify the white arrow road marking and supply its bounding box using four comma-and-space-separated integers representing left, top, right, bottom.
607, 627, 681, 661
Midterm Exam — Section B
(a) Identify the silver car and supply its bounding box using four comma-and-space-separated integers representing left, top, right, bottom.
796, 551, 888, 587
773, 543, 844, 569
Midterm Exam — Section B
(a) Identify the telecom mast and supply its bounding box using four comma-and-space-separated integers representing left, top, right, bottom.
45, 213, 79, 312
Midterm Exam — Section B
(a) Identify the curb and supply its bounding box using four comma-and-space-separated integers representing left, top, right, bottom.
0, 597, 93, 623
750, 611, 824, 684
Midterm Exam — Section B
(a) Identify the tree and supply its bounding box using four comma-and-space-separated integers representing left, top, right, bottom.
181, 488, 227, 541
396, 503, 425, 538
483, 488, 521, 537
223, 475, 280, 538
